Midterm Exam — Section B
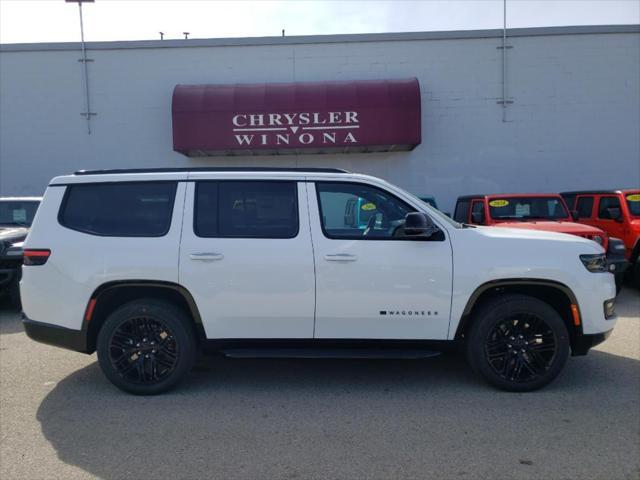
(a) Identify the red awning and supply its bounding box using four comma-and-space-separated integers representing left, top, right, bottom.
172, 78, 421, 156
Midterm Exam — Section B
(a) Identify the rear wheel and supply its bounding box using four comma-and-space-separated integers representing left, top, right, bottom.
466, 294, 570, 392
97, 299, 197, 395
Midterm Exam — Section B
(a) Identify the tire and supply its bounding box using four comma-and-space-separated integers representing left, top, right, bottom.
97, 299, 197, 395
466, 294, 570, 392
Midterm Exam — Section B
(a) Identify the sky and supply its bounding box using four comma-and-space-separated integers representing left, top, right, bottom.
0, 0, 638, 44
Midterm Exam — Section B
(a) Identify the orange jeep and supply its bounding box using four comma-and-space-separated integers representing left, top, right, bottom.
561, 189, 640, 288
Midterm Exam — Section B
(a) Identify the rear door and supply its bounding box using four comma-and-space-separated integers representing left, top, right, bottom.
179, 177, 315, 339
308, 181, 453, 340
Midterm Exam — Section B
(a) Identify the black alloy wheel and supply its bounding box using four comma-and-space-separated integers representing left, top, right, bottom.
466, 294, 570, 392
484, 314, 558, 383
108, 316, 179, 385
97, 299, 196, 395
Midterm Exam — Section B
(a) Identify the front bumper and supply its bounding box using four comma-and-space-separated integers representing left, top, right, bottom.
22, 314, 89, 353
571, 329, 613, 356
606, 253, 629, 275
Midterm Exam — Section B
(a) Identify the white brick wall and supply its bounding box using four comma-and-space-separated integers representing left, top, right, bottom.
1, 28, 638, 212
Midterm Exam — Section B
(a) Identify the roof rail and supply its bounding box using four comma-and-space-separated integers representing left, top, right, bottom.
559, 189, 622, 195
74, 167, 350, 176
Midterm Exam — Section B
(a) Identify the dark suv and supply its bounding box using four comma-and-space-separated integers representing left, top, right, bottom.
0, 197, 42, 304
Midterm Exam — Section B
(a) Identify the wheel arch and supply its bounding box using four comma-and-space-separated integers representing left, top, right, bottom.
454, 279, 585, 353
83, 280, 205, 354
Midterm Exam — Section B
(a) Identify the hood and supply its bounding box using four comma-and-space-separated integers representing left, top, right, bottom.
491, 220, 604, 235
0, 226, 29, 244
475, 224, 603, 250
630, 218, 640, 232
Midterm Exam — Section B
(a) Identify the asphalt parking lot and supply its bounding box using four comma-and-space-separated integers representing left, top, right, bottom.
1, 289, 638, 480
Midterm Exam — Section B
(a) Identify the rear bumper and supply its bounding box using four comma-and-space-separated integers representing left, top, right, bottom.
571, 329, 613, 356
22, 314, 89, 353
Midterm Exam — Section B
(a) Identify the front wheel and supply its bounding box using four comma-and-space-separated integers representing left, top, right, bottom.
97, 299, 197, 395
466, 294, 570, 392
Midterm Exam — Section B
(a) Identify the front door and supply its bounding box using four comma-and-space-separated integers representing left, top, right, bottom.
179, 179, 315, 339
307, 181, 453, 340
596, 195, 626, 242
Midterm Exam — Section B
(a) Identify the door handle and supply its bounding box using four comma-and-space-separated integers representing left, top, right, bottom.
324, 253, 358, 262
189, 252, 224, 261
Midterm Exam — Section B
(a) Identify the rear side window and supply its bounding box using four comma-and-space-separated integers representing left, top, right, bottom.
195, 181, 298, 238
454, 200, 470, 223
576, 197, 594, 218
59, 182, 177, 237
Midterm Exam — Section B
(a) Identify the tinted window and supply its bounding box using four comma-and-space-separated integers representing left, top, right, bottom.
0, 200, 40, 227
195, 181, 298, 238
59, 182, 177, 236
598, 196, 622, 219
316, 182, 414, 239
471, 201, 485, 224
454, 200, 470, 222
576, 197, 594, 218
561, 194, 577, 210
487, 197, 568, 220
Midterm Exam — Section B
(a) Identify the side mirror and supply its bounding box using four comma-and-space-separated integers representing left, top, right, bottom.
570, 210, 579, 221
607, 207, 622, 222
404, 212, 438, 237
471, 212, 484, 225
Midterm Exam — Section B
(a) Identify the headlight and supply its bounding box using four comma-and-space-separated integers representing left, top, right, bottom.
592, 235, 603, 245
580, 253, 607, 272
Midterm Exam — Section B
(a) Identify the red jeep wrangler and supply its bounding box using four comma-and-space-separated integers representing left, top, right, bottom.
454, 193, 628, 291
561, 189, 640, 288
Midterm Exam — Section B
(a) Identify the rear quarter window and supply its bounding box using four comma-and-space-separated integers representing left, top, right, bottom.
58, 182, 177, 237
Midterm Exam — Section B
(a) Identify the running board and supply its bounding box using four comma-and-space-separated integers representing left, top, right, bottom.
220, 348, 441, 359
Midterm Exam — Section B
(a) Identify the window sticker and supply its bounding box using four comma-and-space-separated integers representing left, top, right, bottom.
489, 199, 509, 207
361, 202, 377, 211
12, 209, 27, 223
626, 194, 640, 202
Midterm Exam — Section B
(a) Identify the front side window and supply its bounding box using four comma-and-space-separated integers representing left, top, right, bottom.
0, 200, 40, 227
488, 197, 569, 221
59, 182, 177, 236
316, 182, 414, 239
598, 196, 622, 219
576, 196, 594, 218
195, 181, 298, 238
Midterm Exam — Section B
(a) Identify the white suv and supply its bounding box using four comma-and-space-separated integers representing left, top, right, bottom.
21, 168, 617, 394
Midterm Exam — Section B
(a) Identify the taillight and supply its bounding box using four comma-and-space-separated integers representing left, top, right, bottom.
23, 249, 51, 266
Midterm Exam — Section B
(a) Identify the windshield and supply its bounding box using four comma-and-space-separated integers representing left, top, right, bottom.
625, 192, 640, 217
0, 200, 40, 227
488, 197, 569, 221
